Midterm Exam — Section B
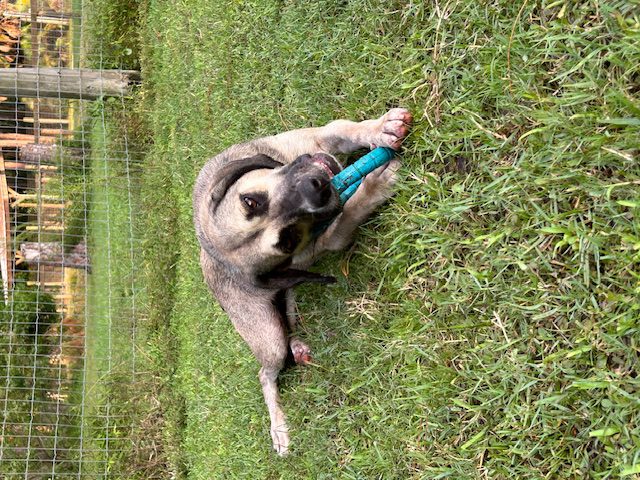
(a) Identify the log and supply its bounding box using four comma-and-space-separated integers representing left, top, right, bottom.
19, 143, 56, 163
25, 225, 64, 231
0, 67, 139, 100
20, 241, 89, 270
21, 241, 63, 262
19, 144, 87, 164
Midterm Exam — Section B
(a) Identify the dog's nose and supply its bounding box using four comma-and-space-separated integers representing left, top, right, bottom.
299, 175, 331, 208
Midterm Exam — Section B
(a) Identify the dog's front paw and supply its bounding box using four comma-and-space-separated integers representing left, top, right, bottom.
371, 108, 412, 150
271, 422, 290, 456
347, 159, 401, 213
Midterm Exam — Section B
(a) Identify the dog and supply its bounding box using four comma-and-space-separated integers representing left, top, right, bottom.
193, 108, 412, 455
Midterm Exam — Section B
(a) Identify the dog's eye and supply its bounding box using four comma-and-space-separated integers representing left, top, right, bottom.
239, 192, 268, 219
242, 196, 259, 209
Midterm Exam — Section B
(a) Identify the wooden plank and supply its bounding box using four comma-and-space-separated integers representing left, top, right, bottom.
3, 161, 58, 171
27, 281, 64, 287
10, 190, 65, 202
0, 133, 56, 143
0, 153, 12, 304
40, 128, 72, 136
25, 225, 64, 231
30, 0, 40, 143
2, 11, 72, 26
0, 133, 56, 145
15, 202, 68, 209
22, 117, 70, 124
0, 140, 35, 147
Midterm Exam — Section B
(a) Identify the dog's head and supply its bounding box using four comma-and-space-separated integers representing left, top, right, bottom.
194, 152, 342, 290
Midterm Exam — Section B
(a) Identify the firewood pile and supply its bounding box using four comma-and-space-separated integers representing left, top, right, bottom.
0, 17, 22, 67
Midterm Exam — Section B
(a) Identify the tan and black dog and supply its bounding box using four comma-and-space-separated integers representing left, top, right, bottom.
193, 108, 412, 454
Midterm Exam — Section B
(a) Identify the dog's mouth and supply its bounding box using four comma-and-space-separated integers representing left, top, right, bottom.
310, 153, 341, 179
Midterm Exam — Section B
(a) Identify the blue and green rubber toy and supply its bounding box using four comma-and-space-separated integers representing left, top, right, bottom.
313, 146, 396, 237
331, 146, 396, 204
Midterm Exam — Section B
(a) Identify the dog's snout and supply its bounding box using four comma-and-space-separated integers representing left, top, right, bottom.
300, 174, 331, 208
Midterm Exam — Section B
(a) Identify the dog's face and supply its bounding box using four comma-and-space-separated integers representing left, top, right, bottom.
194, 152, 342, 289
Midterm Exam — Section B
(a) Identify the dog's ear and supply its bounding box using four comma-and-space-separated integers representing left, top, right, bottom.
257, 268, 336, 290
194, 154, 283, 263
209, 154, 283, 212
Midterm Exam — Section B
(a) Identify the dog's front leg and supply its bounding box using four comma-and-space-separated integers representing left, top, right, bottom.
257, 108, 412, 162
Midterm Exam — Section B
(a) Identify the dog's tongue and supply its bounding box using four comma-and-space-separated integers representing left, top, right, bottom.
311, 153, 336, 179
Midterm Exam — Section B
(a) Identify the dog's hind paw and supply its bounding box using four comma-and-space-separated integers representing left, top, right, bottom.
271, 423, 290, 456
290, 338, 313, 365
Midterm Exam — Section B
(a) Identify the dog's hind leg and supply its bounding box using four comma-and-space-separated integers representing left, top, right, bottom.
223, 300, 291, 455
283, 290, 313, 365
258, 365, 290, 455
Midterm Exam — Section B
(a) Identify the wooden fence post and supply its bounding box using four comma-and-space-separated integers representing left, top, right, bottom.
0, 68, 140, 100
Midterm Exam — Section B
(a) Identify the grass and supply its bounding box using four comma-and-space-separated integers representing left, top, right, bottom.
79, 99, 165, 478
77, 1, 166, 475
82, 0, 640, 478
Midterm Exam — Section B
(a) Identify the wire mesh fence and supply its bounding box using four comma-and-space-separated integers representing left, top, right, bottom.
0, 0, 144, 477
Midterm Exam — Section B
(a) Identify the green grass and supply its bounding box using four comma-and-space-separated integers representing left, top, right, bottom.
84, 0, 640, 478
79, 100, 164, 478
77, 0, 161, 473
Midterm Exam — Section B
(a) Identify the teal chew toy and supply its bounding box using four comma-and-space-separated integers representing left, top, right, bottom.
331, 146, 396, 204
312, 147, 396, 238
